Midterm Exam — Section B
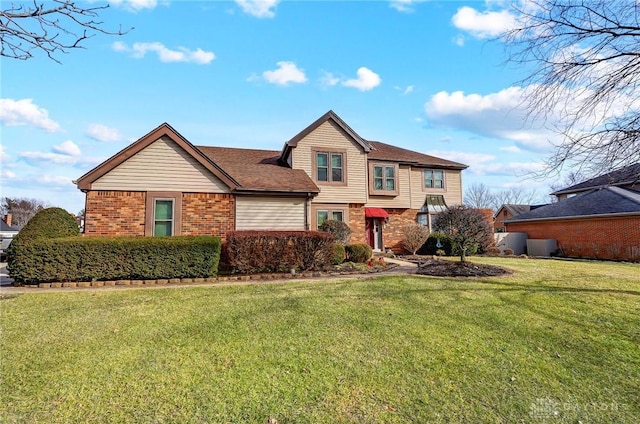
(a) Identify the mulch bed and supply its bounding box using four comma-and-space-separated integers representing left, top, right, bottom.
403, 256, 512, 278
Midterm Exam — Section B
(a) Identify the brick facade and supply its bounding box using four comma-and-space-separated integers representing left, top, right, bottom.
505, 216, 640, 260
182, 193, 235, 238
494, 209, 513, 232
85, 191, 146, 236
384, 208, 419, 253
85, 191, 235, 239
348, 203, 367, 244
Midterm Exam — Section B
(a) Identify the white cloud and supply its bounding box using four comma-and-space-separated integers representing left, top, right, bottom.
319, 71, 340, 88
389, 0, 424, 13
0, 145, 10, 163
453, 35, 465, 47
1, 169, 16, 179
235, 0, 279, 18
424, 86, 553, 151
342, 67, 381, 92
0, 98, 61, 132
109, 0, 160, 11
36, 174, 75, 187
86, 124, 123, 142
262, 61, 307, 86
52, 140, 81, 157
403, 85, 414, 95
452, 6, 516, 38
500, 145, 522, 153
112, 42, 215, 64
425, 149, 545, 176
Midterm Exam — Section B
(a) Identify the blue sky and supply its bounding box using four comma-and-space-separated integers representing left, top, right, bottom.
1, 0, 557, 214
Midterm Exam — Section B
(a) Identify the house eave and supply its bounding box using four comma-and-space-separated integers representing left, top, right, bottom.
505, 211, 640, 224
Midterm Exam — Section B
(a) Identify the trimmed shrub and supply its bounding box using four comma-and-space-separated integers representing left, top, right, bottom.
11, 207, 78, 244
333, 243, 346, 265
418, 233, 453, 256
7, 207, 79, 277
319, 220, 351, 245
345, 243, 373, 263
226, 231, 333, 274
485, 246, 501, 256
8, 236, 221, 285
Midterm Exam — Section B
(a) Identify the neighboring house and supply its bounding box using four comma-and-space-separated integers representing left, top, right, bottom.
0, 215, 20, 259
493, 204, 546, 232
504, 164, 640, 260
75, 110, 467, 252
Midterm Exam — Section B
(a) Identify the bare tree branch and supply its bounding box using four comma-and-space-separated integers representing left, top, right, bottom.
1, 1, 131, 63
501, 0, 640, 177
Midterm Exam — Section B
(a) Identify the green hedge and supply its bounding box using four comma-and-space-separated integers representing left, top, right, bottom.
417, 233, 453, 256
11, 207, 78, 244
226, 231, 333, 274
345, 243, 373, 263
8, 236, 221, 285
333, 243, 346, 265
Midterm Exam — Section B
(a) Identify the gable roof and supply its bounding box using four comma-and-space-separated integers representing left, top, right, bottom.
367, 141, 468, 169
505, 186, 640, 222
197, 146, 318, 194
75, 123, 239, 191
280, 110, 372, 161
551, 163, 640, 196
497, 204, 531, 218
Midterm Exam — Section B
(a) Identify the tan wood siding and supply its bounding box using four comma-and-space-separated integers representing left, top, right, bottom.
236, 196, 306, 230
92, 137, 229, 192
292, 120, 367, 204
366, 164, 411, 208
410, 168, 463, 209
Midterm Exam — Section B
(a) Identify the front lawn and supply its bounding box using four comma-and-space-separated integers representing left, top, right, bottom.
1, 258, 638, 423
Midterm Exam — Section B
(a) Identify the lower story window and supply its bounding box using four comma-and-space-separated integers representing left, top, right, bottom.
317, 209, 345, 229
154, 199, 174, 236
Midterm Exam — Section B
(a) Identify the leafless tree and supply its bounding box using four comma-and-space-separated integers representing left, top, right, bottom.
492, 187, 541, 210
402, 224, 430, 255
1, 197, 50, 227
433, 206, 493, 262
464, 183, 496, 209
502, 0, 640, 177
1, 1, 130, 62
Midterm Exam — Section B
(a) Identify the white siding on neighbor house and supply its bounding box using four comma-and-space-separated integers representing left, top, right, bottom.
92, 137, 229, 193
292, 120, 368, 204
410, 168, 463, 209
366, 164, 412, 208
236, 196, 307, 230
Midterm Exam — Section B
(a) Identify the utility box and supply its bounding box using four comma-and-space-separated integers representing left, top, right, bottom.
527, 239, 557, 257
494, 232, 527, 255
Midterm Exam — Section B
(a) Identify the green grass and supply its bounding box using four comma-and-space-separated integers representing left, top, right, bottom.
1, 258, 638, 423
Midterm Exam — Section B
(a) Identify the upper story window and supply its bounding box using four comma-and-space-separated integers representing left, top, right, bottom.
424, 169, 445, 190
314, 150, 346, 185
369, 162, 399, 196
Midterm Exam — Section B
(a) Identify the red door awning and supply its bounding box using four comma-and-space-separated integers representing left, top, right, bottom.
365, 207, 389, 218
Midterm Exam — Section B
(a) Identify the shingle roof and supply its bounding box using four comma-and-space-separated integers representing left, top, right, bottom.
552, 163, 640, 195
367, 141, 468, 169
197, 146, 319, 193
1, 219, 18, 232
505, 187, 640, 222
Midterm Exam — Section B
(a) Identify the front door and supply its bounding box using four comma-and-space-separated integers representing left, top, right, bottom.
366, 218, 384, 252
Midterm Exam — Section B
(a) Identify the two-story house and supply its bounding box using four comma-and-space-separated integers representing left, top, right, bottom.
75, 111, 467, 252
